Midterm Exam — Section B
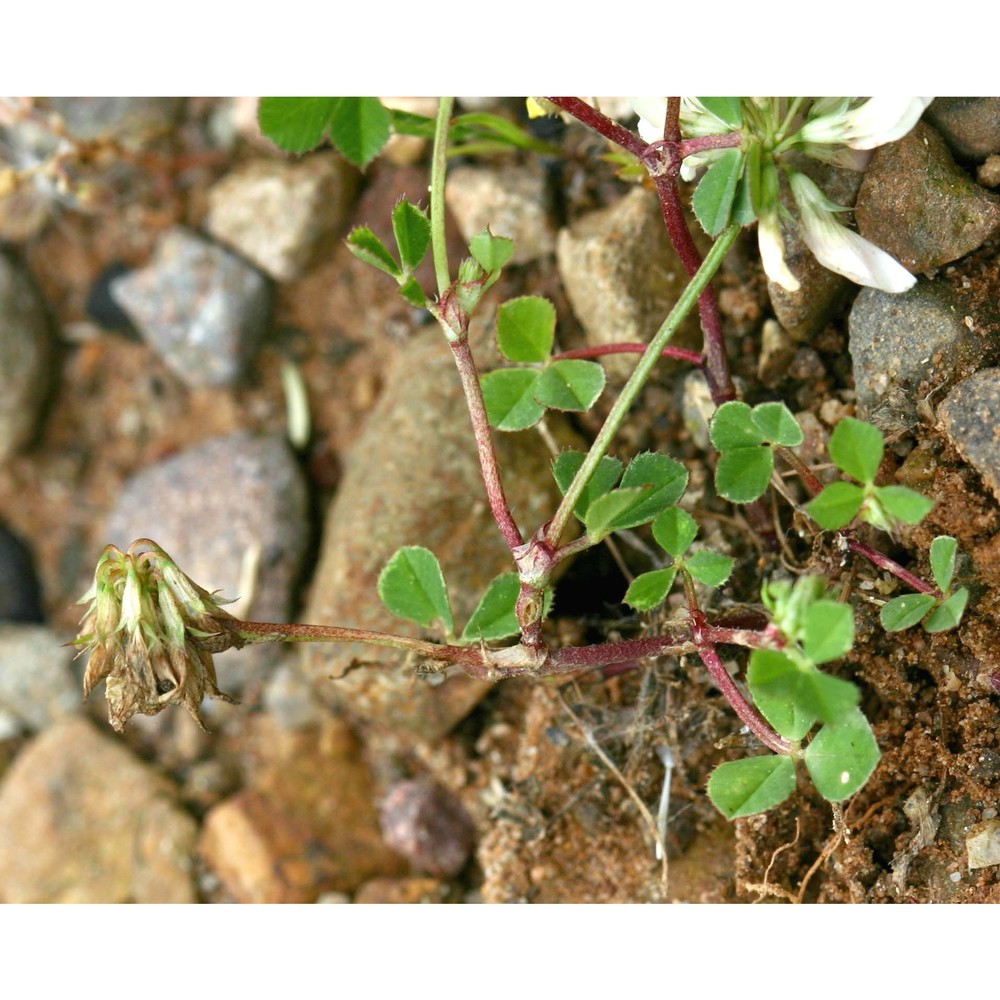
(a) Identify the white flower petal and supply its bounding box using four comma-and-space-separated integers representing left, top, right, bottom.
757, 212, 800, 292
630, 97, 668, 142
790, 172, 916, 293
799, 97, 933, 151
839, 97, 933, 149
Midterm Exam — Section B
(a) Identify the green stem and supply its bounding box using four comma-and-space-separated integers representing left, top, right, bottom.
545, 223, 740, 548
430, 97, 454, 297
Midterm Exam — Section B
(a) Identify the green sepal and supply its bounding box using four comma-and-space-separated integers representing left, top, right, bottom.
377, 546, 454, 634
623, 567, 678, 612
804, 709, 880, 802
469, 228, 514, 273
707, 755, 797, 820
480, 369, 544, 431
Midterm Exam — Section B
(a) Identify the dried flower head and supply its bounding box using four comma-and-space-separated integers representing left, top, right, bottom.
74, 539, 243, 731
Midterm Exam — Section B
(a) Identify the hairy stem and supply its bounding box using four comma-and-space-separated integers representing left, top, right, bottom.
450, 337, 523, 552
545, 97, 648, 158
651, 174, 734, 404
232, 619, 483, 667
430, 97, 454, 297
547, 223, 740, 548
695, 640, 791, 755
844, 536, 939, 596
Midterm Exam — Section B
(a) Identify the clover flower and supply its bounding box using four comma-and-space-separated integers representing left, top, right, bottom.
787, 171, 916, 293
75, 539, 241, 731
628, 97, 928, 294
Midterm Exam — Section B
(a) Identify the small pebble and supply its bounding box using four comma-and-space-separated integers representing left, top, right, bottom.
380, 779, 475, 878
110, 227, 271, 388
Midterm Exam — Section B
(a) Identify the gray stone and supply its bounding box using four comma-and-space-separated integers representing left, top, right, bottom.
966, 818, 1000, 870
110, 227, 271, 388
103, 431, 309, 693
924, 98, 1000, 162
46, 97, 182, 145
849, 281, 1000, 433
0, 253, 53, 462
300, 329, 581, 740
206, 154, 357, 282
939, 368, 1000, 502
446, 163, 556, 265
557, 187, 705, 380
0, 715, 197, 902
855, 122, 1000, 274
766, 161, 861, 340
0, 625, 80, 733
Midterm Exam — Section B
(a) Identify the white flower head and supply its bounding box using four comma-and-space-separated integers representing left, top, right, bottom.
788, 171, 916, 293
799, 97, 933, 150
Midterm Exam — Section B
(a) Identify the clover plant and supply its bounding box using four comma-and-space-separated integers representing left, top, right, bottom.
77, 96, 973, 828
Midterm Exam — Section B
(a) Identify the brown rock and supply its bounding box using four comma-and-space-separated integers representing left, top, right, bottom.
0, 716, 197, 902
446, 164, 556, 265
300, 329, 580, 740
855, 122, 1000, 273
0, 253, 53, 462
353, 877, 448, 903
556, 187, 706, 380
198, 715, 402, 902
924, 98, 1000, 162
206, 155, 358, 282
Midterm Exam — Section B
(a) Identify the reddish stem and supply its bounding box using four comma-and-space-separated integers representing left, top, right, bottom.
552, 342, 703, 366
546, 96, 737, 406
695, 641, 791, 755
449, 337, 523, 553
844, 536, 940, 597
679, 134, 743, 157
545, 97, 648, 158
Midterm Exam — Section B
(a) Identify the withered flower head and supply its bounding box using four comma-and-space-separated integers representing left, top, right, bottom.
74, 538, 243, 732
